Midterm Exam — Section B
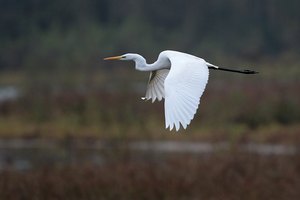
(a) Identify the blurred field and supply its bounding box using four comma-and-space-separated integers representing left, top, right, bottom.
0, 61, 299, 142
1, 152, 300, 200
0, 58, 299, 199
1, 1, 300, 199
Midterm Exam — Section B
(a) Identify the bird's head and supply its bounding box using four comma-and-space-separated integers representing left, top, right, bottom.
104, 53, 138, 61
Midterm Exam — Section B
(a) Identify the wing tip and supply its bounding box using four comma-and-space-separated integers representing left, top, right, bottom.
165, 122, 190, 132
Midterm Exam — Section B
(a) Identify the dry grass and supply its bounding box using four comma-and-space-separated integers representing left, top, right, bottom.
1, 152, 300, 200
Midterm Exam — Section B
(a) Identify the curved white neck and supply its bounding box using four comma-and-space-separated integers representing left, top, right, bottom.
133, 55, 170, 71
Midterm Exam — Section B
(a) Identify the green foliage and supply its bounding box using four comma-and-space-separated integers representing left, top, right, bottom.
1, 0, 300, 69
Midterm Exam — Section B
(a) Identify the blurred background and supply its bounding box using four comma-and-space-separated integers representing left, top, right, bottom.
0, 0, 300, 199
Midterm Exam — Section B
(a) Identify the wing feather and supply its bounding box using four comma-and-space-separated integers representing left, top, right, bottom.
143, 69, 169, 102
163, 51, 209, 131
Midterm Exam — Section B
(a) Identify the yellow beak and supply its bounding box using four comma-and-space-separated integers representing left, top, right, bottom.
103, 56, 122, 60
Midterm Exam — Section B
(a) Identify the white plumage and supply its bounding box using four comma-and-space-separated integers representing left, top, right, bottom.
163, 51, 209, 131
144, 69, 169, 102
141, 51, 208, 130
104, 50, 257, 131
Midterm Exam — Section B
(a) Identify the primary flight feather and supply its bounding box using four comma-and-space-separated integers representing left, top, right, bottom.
104, 50, 258, 131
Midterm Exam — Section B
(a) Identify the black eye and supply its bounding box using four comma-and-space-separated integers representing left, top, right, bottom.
122, 56, 126, 58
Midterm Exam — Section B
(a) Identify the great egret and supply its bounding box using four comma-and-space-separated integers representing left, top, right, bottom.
104, 50, 258, 131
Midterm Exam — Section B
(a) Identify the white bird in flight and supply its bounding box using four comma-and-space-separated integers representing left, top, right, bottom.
104, 50, 258, 131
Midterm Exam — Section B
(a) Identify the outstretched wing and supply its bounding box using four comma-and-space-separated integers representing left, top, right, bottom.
164, 51, 209, 131
142, 69, 169, 102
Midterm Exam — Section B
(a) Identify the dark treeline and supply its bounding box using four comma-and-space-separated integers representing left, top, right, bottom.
1, 0, 300, 70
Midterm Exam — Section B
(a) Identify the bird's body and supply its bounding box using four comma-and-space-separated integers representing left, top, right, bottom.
104, 50, 258, 131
